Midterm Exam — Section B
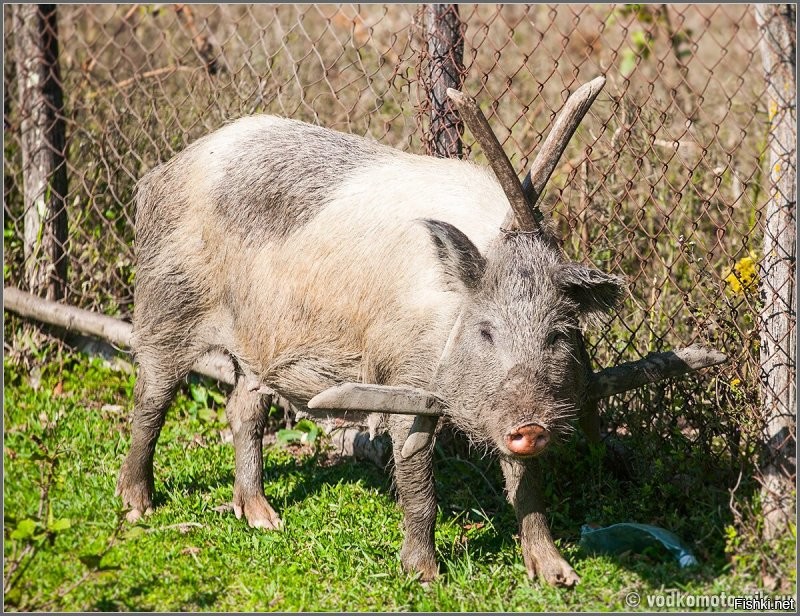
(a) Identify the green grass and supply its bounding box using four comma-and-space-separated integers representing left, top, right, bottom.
3, 352, 794, 611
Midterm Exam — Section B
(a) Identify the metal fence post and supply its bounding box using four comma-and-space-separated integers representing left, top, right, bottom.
754, 3, 797, 540
13, 4, 68, 301
425, 3, 465, 159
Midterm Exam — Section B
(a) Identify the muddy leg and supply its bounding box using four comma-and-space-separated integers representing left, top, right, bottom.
227, 381, 282, 530
390, 418, 438, 581
501, 458, 580, 587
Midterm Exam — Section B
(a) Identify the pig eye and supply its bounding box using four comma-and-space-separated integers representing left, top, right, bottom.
546, 331, 569, 346
478, 324, 494, 345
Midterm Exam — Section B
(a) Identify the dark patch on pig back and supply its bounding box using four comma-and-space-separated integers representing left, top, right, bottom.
209, 119, 388, 242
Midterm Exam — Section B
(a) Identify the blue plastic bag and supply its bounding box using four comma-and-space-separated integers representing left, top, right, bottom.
580, 522, 698, 568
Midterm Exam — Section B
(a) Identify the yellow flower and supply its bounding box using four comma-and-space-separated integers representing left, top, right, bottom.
724, 255, 758, 294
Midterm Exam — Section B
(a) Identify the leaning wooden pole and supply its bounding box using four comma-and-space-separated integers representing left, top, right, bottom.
754, 3, 797, 541
426, 3, 465, 159
13, 4, 69, 301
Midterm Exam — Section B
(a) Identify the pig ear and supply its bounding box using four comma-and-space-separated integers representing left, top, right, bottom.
419, 219, 486, 291
553, 263, 625, 317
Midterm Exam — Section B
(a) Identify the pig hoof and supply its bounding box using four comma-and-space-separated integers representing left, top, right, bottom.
125, 507, 153, 524
116, 473, 154, 522
401, 548, 439, 582
404, 561, 438, 583
529, 559, 580, 588
234, 494, 283, 531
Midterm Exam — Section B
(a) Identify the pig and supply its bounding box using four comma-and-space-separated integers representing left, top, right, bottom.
116, 113, 623, 587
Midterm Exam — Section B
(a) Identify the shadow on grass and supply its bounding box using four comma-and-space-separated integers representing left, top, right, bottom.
93, 580, 155, 611
153, 420, 749, 590
155, 445, 392, 516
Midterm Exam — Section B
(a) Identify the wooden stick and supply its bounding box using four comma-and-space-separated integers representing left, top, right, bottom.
446, 88, 540, 231
3, 286, 235, 385
505, 75, 606, 229
309, 383, 442, 460
308, 382, 443, 416
401, 415, 439, 459
5, 286, 131, 348
113, 66, 190, 91
587, 344, 728, 400
304, 344, 727, 413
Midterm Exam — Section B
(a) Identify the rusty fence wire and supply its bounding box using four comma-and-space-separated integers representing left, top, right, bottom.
3, 4, 796, 548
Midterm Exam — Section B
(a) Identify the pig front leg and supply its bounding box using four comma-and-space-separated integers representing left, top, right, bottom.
500, 458, 580, 587
389, 417, 439, 581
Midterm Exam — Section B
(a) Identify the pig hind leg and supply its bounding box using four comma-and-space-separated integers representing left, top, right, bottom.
116, 346, 195, 522
226, 377, 283, 530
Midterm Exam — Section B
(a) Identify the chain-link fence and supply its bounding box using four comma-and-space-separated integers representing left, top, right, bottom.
3, 4, 796, 553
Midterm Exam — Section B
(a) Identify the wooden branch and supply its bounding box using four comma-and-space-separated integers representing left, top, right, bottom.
5, 286, 728, 415
193, 354, 235, 387
401, 415, 439, 459
587, 344, 728, 400
308, 345, 727, 416
113, 66, 190, 91
308, 382, 441, 460
5, 286, 130, 347
308, 382, 444, 416
3, 286, 235, 385
446, 88, 540, 231
326, 427, 392, 467
506, 76, 606, 229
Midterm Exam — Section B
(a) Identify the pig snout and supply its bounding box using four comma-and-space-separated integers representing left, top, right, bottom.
504, 423, 551, 456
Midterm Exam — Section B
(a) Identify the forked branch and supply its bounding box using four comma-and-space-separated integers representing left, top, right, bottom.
511, 75, 607, 227
446, 88, 541, 231
447, 76, 606, 232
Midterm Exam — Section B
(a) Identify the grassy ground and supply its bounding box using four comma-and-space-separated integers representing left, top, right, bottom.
3, 351, 795, 612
